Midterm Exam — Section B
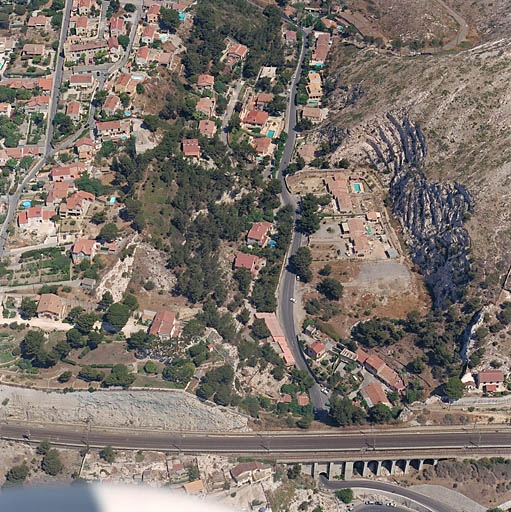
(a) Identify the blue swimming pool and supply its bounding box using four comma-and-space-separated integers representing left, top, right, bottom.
179, 12, 186, 20
21, 200, 32, 208
353, 183, 362, 192
267, 130, 275, 138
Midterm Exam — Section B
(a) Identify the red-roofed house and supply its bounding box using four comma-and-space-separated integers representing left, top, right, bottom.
252, 136, 272, 157
46, 181, 74, 206
66, 100, 81, 121
197, 74, 214, 90
141, 25, 157, 44
59, 190, 95, 218
284, 30, 297, 43
196, 97, 215, 118
307, 340, 325, 360
477, 370, 505, 392
50, 163, 84, 182
70, 74, 94, 90
103, 94, 120, 115
198, 119, 217, 138
297, 393, 310, 406
0, 103, 11, 117
17, 207, 56, 229
247, 221, 272, 247
228, 43, 248, 60
27, 15, 50, 29
149, 310, 176, 339
356, 348, 369, 364
25, 95, 50, 114
72, 239, 97, 263
75, 137, 95, 160
234, 252, 260, 276
182, 138, 200, 159
74, 16, 90, 36
365, 353, 385, 374
37, 293, 65, 321
109, 17, 124, 37
254, 312, 295, 365
243, 110, 268, 128
136, 46, 150, 66
147, 4, 161, 23
96, 119, 131, 140
361, 382, 390, 408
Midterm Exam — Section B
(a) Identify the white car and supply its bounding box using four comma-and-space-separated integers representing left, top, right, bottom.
290, 297, 296, 303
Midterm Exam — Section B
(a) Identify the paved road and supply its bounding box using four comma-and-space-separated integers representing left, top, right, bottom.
272, 28, 327, 412
320, 477, 455, 512
220, 79, 245, 144
0, 0, 73, 260
2, 422, 510, 453
434, 0, 468, 51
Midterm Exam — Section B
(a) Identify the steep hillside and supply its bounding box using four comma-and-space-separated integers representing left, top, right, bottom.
320, 37, 511, 302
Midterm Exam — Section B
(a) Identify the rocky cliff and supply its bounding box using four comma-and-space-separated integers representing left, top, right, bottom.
366, 114, 472, 307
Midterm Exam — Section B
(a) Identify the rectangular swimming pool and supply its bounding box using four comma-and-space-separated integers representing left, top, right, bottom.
267, 130, 275, 138
353, 183, 362, 192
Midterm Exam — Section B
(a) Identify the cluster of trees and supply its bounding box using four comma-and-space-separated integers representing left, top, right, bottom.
297, 193, 329, 235
196, 364, 234, 406
21, 330, 70, 368
352, 318, 403, 348
329, 395, 399, 426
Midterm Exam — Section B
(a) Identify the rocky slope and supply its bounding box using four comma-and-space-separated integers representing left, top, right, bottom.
320, 36, 511, 302
0, 386, 250, 432
364, 114, 472, 307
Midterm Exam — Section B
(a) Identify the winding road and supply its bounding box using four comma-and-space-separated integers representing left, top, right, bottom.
320, 477, 456, 512
434, 0, 468, 51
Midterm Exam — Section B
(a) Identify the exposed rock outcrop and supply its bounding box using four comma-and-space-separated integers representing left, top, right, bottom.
366, 114, 473, 307
0, 386, 250, 432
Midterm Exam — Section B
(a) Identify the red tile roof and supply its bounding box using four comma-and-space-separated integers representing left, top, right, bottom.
197, 74, 214, 87
243, 110, 269, 126
149, 310, 175, 337
309, 340, 325, 355
72, 239, 96, 256
365, 353, 385, 372
247, 221, 272, 243
478, 370, 505, 383
362, 382, 389, 407
234, 252, 259, 271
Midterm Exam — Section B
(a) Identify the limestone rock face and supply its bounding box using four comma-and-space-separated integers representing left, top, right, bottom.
366, 114, 472, 307
0, 386, 250, 432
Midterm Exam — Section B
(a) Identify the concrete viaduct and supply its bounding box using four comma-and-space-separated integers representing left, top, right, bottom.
301, 457, 440, 479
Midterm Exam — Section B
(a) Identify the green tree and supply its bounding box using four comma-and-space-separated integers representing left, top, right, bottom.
144, 360, 158, 374
443, 377, 464, 401
143, 115, 160, 132
21, 330, 45, 359
42, 449, 63, 476
76, 313, 97, 334
288, 247, 312, 282
66, 327, 85, 349
122, 293, 139, 312
58, 370, 73, 383
159, 7, 179, 32
20, 297, 37, 319
287, 463, 301, 479
317, 277, 343, 301
36, 440, 51, 455
335, 489, 353, 504
251, 318, 271, 339
104, 303, 130, 330
368, 403, 392, 424
233, 268, 252, 295
103, 364, 136, 388
99, 445, 115, 463
98, 223, 119, 243
162, 359, 195, 385
4, 463, 29, 486
78, 366, 105, 382
329, 396, 366, 426
98, 291, 113, 311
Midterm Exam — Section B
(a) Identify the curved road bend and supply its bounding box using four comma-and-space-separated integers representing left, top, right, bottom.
320, 477, 456, 512
434, 0, 468, 51
0, 0, 73, 259
2, 423, 511, 453
274, 30, 327, 411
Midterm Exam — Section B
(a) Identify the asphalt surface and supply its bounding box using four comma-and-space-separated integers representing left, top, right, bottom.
0, 0, 73, 259
434, 0, 468, 50
320, 477, 455, 512
274, 29, 327, 412
3, 422, 511, 453
0, 1, 141, 259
